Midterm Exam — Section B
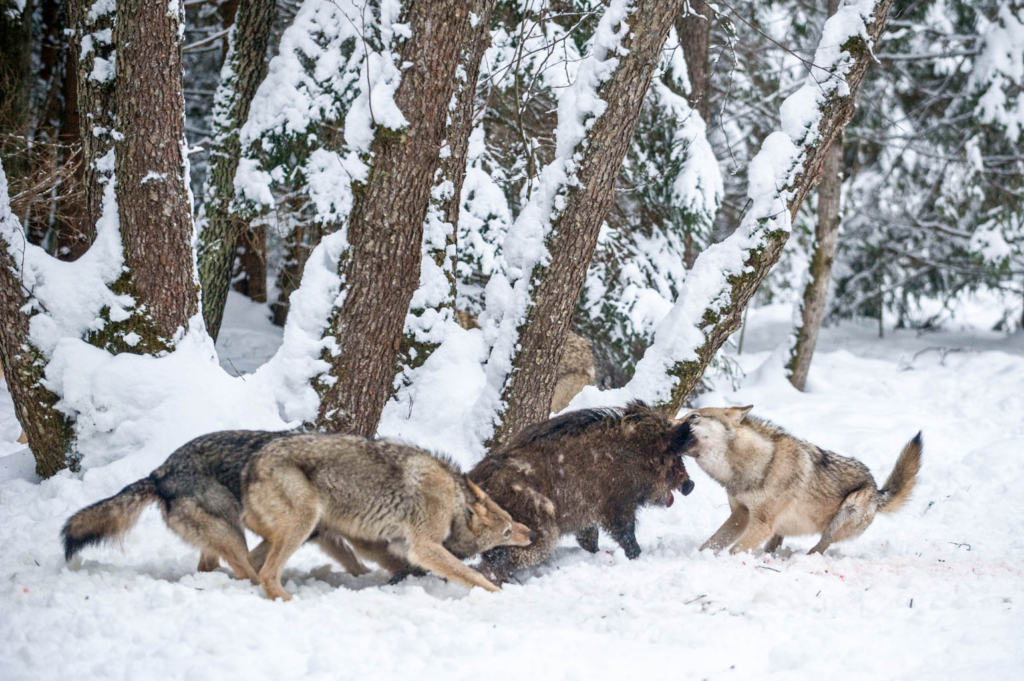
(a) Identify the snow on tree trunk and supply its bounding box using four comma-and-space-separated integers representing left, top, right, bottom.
105, 0, 200, 353
485, 0, 686, 446
394, 0, 496, 385
786, 0, 845, 392
66, 0, 116, 232
197, 0, 275, 341
0, 160, 75, 478
315, 0, 473, 436
569, 0, 898, 416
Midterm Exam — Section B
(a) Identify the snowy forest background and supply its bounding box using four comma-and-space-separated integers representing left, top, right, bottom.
2, 2, 1024, 679
1, 0, 1022, 476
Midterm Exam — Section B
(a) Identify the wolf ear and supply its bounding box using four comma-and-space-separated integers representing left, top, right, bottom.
729, 405, 753, 422
466, 477, 488, 501
471, 502, 490, 520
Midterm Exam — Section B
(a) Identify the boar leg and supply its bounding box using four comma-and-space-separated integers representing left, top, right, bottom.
603, 510, 642, 560
575, 526, 600, 553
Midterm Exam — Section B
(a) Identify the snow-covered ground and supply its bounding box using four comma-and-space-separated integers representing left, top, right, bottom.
1, 297, 1022, 680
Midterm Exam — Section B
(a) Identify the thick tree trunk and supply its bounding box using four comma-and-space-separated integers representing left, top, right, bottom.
787, 137, 843, 390
491, 0, 685, 445
0, 1, 36, 209
233, 223, 268, 303
197, 0, 276, 340
108, 0, 199, 350
67, 0, 116, 230
0, 161, 75, 478
397, 0, 495, 374
316, 0, 472, 436
656, 0, 896, 415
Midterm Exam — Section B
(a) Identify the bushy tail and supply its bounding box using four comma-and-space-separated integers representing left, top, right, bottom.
877, 432, 923, 514
62, 478, 159, 561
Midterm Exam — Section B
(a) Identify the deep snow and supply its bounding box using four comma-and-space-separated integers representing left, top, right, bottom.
1, 297, 1022, 680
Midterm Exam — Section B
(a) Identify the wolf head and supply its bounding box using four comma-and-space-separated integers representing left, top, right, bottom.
446, 478, 535, 557
675, 406, 754, 485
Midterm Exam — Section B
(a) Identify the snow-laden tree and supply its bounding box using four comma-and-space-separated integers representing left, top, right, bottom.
577, 25, 721, 388
833, 0, 1024, 330
563, 0, 898, 415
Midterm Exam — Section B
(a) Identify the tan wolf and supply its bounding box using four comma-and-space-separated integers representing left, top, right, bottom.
679, 406, 922, 555
239, 434, 534, 600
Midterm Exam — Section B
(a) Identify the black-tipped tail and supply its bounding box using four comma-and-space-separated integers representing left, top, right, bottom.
62, 477, 159, 561
878, 432, 923, 514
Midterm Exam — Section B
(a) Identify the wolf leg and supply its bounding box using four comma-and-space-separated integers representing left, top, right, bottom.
248, 540, 270, 572
165, 498, 261, 584
243, 471, 320, 601
700, 501, 749, 552
575, 526, 600, 553
313, 530, 371, 576
345, 537, 412, 575
809, 487, 876, 554
197, 552, 219, 572
406, 538, 499, 593
729, 516, 777, 555
763, 534, 785, 553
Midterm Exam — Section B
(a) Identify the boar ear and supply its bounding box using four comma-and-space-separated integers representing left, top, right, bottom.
729, 405, 753, 422
466, 477, 488, 501
664, 420, 694, 456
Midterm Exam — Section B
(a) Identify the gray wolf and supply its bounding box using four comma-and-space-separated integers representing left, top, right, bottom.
680, 406, 922, 554
469, 400, 694, 584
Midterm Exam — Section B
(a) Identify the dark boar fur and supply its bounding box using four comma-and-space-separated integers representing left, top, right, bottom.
469, 400, 694, 583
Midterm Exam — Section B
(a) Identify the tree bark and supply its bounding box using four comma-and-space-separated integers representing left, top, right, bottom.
397, 0, 495, 374
786, 133, 842, 390
0, 161, 75, 478
316, 0, 472, 436
491, 0, 685, 445
678, 0, 711, 123
785, 0, 844, 392
657, 0, 896, 415
0, 0, 36, 214
108, 0, 199, 350
55, 34, 91, 261
197, 0, 276, 340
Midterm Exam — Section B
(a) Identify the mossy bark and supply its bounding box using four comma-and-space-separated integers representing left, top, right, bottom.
0, 163, 75, 478
316, 0, 473, 437
197, 0, 276, 341
658, 0, 895, 416
489, 0, 686, 447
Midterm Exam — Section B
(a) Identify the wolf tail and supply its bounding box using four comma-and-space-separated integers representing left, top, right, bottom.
62, 477, 160, 561
877, 432, 923, 515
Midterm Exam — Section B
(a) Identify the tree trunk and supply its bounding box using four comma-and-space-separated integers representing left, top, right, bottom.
197, 0, 276, 340
0, 0, 36, 211
316, 0, 472, 437
0, 161, 75, 478
678, 0, 711, 123
491, 0, 685, 445
653, 0, 896, 415
54, 35, 91, 261
107, 0, 199, 350
233, 223, 268, 303
397, 0, 495, 375
66, 0, 116, 230
786, 133, 842, 390
785, 0, 844, 392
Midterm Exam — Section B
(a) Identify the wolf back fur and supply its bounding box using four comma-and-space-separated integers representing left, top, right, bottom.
470, 401, 694, 583
681, 406, 922, 554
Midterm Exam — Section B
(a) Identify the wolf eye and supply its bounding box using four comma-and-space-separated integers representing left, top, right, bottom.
503, 528, 512, 537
